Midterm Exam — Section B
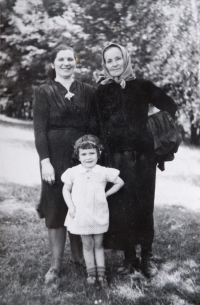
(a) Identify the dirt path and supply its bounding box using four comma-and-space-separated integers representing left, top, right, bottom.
155, 146, 200, 211
0, 117, 200, 211
0, 121, 40, 186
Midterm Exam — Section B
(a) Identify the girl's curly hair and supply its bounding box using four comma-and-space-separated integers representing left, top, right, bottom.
73, 134, 104, 159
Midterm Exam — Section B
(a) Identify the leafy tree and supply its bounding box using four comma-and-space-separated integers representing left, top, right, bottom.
0, 0, 199, 145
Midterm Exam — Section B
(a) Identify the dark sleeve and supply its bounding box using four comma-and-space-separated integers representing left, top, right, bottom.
144, 80, 177, 119
33, 86, 50, 160
88, 88, 101, 136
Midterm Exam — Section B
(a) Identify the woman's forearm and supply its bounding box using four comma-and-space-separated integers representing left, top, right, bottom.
106, 177, 124, 198
146, 81, 177, 119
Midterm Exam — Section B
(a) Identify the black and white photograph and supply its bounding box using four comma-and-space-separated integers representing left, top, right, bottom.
0, 0, 200, 304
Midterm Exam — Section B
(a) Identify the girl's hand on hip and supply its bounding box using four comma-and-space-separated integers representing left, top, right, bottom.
41, 158, 55, 185
69, 206, 76, 218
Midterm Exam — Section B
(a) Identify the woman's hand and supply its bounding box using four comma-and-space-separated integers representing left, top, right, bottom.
69, 206, 76, 218
41, 158, 55, 185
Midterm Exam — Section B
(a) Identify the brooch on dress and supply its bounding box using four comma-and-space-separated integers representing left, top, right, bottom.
65, 91, 74, 100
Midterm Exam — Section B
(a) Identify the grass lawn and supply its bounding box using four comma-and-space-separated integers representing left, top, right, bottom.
0, 180, 200, 305
0, 122, 200, 305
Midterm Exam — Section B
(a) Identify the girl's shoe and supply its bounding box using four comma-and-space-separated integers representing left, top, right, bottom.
98, 276, 108, 288
44, 267, 59, 284
87, 275, 96, 285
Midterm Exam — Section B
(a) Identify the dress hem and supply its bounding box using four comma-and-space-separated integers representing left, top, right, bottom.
66, 227, 109, 235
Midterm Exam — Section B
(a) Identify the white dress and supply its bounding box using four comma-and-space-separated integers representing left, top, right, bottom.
61, 164, 120, 235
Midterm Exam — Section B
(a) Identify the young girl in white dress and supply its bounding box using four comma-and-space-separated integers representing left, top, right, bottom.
61, 134, 124, 286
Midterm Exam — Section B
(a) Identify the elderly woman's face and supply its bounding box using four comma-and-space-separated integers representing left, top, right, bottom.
104, 47, 125, 77
51, 50, 76, 79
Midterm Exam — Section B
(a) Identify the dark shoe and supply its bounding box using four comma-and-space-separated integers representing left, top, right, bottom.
70, 259, 86, 269
140, 258, 158, 278
117, 258, 140, 275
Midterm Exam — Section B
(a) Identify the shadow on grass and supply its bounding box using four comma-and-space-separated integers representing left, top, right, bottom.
0, 182, 40, 204
0, 183, 200, 304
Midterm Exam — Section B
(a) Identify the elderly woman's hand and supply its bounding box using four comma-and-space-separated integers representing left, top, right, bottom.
41, 158, 55, 185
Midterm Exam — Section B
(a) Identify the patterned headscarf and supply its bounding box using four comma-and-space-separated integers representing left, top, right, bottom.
95, 43, 136, 89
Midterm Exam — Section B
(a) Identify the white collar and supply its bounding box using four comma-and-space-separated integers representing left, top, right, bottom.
77, 164, 101, 174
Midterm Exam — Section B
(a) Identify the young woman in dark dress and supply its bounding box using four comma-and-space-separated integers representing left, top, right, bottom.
93, 43, 177, 277
33, 45, 95, 283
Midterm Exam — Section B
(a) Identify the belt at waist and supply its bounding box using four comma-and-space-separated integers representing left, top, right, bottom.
112, 150, 143, 161
123, 150, 140, 159
49, 126, 85, 131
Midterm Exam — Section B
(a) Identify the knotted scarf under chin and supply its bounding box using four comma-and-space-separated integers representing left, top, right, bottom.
95, 72, 135, 89
99, 77, 127, 89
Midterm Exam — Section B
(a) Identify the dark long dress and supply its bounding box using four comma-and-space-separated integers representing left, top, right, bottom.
33, 80, 95, 228
93, 79, 177, 251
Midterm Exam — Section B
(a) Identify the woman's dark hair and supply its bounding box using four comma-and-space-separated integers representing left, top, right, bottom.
48, 45, 76, 80
73, 134, 104, 159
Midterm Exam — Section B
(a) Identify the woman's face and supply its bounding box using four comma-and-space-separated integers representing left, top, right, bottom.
104, 47, 125, 77
51, 50, 76, 79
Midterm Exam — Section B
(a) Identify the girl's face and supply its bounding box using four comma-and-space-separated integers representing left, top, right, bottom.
79, 148, 98, 169
51, 50, 76, 79
104, 47, 125, 78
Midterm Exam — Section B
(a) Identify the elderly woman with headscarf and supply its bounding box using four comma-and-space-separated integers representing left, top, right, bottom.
92, 43, 177, 277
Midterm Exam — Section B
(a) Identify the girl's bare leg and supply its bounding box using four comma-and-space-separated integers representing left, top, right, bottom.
94, 234, 107, 286
81, 235, 96, 284
81, 235, 95, 269
93, 234, 105, 267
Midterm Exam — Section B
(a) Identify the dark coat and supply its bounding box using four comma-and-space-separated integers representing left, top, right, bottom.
93, 79, 177, 154
93, 79, 177, 250
33, 80, 95, 228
